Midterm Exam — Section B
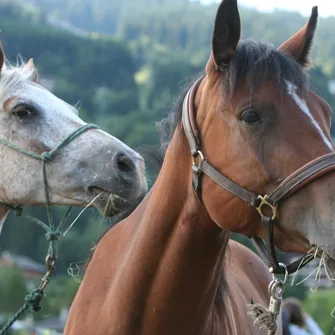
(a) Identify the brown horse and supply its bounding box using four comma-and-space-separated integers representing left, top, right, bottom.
65, 1, 335, 334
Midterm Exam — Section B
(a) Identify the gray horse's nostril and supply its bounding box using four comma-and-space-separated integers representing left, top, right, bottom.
115, 152, 136, 174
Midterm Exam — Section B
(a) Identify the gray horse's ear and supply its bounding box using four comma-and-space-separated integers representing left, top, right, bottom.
207, 0, 241, 72
0, 42, 5, 72
278, 6, 318, 68
23, 58, 38, 82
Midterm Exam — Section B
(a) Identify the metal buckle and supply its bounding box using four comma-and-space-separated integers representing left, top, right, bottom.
192, 150, 204, 173
256, 195, 278, 220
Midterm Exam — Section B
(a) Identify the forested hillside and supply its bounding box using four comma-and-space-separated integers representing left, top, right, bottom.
12, 0, 335, 135
15, 0, 335, 74
2, 0, 335, 146
0, 1, 335, 331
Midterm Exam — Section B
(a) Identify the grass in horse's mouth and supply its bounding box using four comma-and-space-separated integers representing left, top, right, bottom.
63, 192, 103, 236
89, 187, 134, 206
290, 245, 335, 290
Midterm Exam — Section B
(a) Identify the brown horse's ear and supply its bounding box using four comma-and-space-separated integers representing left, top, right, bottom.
278, 6, 318, 68
208, 0, 241, 72
23, 58, 38, 82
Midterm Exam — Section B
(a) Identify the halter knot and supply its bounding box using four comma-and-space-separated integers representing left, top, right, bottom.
45, 231, 60, 241
41, 152, 52, 161
13, 207, 23, 217
25, 289, 44, 312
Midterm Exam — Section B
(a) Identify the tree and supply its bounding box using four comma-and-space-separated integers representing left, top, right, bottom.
0, 264, 28, 314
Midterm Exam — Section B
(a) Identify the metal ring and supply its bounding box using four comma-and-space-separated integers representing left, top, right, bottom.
269, 279, 284, 300
193, 150, 204, 160
45, 255, 56, 273
192, 150, 204, 166
269, 262, 288, 284
278, 262, 288, 284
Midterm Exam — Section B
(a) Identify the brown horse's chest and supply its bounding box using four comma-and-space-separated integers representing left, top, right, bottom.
65, 228, 274, 335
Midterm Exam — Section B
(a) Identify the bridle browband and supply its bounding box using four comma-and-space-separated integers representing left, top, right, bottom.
182, 75, 335, 275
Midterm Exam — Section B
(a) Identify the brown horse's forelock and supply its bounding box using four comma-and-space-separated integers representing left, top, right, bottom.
158, 39, 309, 152
227, 39, 309, 95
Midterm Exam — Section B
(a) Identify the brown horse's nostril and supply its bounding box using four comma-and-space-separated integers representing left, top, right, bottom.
115, 153, 136, 174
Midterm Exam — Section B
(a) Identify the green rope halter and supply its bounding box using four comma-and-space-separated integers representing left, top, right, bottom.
0, 123, 98, 335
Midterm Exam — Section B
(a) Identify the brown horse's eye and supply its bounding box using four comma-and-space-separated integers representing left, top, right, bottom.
240, 110, 262, 125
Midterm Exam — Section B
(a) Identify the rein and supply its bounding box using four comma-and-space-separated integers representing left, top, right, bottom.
0, 123, 98, 335
182, 75, 335, 275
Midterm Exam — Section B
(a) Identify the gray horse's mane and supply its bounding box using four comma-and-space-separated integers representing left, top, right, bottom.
0, 57, 36, 96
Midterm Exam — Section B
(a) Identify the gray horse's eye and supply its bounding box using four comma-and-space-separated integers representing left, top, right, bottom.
12, 104, 36, 119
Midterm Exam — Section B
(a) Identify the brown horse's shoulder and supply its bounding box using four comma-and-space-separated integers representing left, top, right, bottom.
228, 240, 271, 280
227, 240, 272, 301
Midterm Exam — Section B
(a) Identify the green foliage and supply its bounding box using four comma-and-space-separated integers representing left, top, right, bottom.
39, 275, 81, 318
284, 282, 309, 302
19, 0, 335, 75
0, 264, 27, 314
1, 207, 111, 271
303, 288, 335, 334
0, 2, 137, 122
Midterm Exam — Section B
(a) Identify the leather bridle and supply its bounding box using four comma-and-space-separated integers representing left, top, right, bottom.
182, 75, 335, 275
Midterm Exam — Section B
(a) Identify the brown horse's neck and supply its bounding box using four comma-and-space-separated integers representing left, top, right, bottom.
110, 128, 231, 334
149, 126, 226, 234
65, 103, 272, 335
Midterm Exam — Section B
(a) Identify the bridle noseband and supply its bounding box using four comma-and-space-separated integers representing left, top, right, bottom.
182, 76, 335, 275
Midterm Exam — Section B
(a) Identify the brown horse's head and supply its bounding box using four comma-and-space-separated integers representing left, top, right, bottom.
192, 0, 335, 275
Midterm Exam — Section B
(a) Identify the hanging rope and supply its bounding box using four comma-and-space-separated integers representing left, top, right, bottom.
0, 124, 98, 335
247, 264, 288, 335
